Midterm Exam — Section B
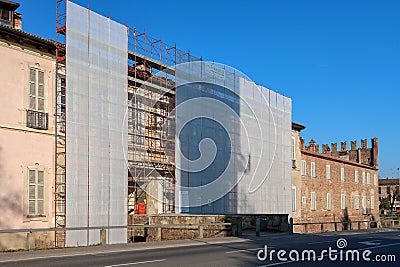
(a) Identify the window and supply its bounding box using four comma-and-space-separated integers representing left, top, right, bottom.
291, 137, 296, 168
340, 167, 345, 182
326, 165, 330, 179
362, 196, 367, 214
59, 77, 66, 114
311, 192, 316, 211
327, 193, 331, 211
301, 160, 306, 176
341, 194, 346, 210
371, 196, 375, 210
387, 186, 390, 194
292, 137, 296, 160
378, 187, 381, 194
292, 186, 296, 212
311, 162, 316, 178
374, 175, 377, 186
0, 9, 12, 24
302, 196, 307, 204
355, 195, 359, 210
367, 173, 370, 185
28, 169, 45, 216
362, 172, 366, 185
27, 68, 48, 130
355, 170, 359, 184
29, 68, 45, 111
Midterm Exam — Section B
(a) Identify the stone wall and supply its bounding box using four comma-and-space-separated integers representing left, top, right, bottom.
128, 214, 290, 242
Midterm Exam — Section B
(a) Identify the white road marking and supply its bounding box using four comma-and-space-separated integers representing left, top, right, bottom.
359, 240, 381, 246
104, 259, 166, 267
0, 238, 250, 263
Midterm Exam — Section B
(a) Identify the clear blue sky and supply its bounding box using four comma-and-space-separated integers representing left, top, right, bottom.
18, 0, 400, 177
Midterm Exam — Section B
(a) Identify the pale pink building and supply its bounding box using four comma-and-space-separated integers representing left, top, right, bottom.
0, 0, 56, 250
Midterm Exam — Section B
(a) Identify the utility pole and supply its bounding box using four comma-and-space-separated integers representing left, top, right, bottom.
395, 167, 400, 213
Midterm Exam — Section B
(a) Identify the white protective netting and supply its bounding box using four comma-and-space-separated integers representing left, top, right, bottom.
174, 62, 292, 215
66, 1, 128, 246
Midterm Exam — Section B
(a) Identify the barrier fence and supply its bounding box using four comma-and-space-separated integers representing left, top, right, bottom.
0, 218, 398, 251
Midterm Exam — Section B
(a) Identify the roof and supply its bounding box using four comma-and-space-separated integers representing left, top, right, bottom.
0, 0, 20, 11
0, 23, 55, 53
379, 178, 400, 186
292, 122, 306, 131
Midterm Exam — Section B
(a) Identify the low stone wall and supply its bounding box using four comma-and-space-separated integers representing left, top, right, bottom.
128, 214, 290, 242
0, 231, 54, 251
293, 215, 377, 234
0, 214, 290, 250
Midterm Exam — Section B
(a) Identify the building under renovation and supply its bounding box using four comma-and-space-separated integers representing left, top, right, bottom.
0, 0, 292, 249
54, 0, 292, 246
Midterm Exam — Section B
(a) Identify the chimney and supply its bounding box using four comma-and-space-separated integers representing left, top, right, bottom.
322, 144, 331, 154
341, 141, 347, 151
300, 137, 305, 150
361, 139, 367, 149
309, 139, 317, 152
371, 137, 378, 168
351, 141, 357, 150
13, 12, 22, 30
331, 143, 338, 153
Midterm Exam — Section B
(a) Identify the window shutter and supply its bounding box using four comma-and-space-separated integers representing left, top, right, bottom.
311, 192, 316, 211
371, 196, 375, 210
38, 171, 44, 186
30, 69, 36, 83
37, 71, 45, 111
28, 170, 36, 215
355, 195, 359, 210
327, 193, 331, 210
29, 69, 37, 110
37, 200, 44, 214
341, 194, 346, 209
27, 169, 45, 215
326, 165, 330, 179
29, 200, 36, 215
29, 170, 36, 184
37, 171, 44, 215
292, 187, 296, 212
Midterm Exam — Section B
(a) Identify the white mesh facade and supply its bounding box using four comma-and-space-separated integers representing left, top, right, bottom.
174, 62, 292, 215
66, 2, 128, 246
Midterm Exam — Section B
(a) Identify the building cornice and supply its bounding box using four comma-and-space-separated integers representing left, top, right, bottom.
0, 24, 55, 55
0, 122, 55, 136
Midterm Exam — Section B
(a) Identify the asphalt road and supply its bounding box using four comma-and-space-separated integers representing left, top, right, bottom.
0, 229, 399, 267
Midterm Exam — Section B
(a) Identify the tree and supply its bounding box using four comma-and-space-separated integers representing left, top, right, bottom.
379, 197, 390, 212
387, 186, 400, 212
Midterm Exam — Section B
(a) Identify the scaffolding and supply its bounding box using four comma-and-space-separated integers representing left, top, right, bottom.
54, 0, 67, 247
127, 28, 200, 214
54, 0, 200, 246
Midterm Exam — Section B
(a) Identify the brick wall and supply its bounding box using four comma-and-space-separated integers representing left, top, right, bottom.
292, 134, 379, 233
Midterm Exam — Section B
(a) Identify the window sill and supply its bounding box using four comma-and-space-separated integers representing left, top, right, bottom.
27, 214, 46, 218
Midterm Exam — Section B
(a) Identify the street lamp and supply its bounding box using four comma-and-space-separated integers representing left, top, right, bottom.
397, 167, 400, 213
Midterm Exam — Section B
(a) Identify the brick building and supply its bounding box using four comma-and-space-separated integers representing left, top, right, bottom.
291, 123, 379, 233
378, 178, 400, 213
